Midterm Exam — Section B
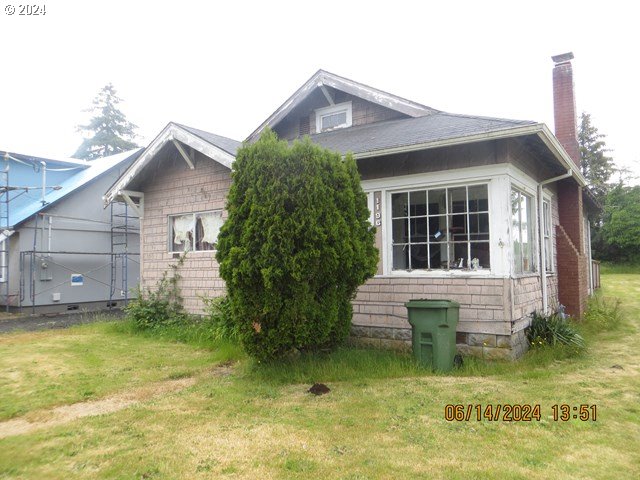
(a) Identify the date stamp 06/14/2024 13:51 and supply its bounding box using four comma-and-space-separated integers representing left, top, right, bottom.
444, 404, 598, 422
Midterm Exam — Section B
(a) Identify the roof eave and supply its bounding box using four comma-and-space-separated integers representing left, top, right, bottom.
350, 123, 588, 188
535, 124, 587, 187
103, 123, 236, 206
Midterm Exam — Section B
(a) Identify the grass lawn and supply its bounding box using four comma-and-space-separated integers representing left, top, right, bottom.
1, 273, 639, 479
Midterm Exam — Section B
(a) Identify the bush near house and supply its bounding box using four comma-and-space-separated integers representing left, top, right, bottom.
216, 130, 378, 361
125, 255, 187, 329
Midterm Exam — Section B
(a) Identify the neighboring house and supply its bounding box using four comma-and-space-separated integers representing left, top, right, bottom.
1, 149, 141, 313
105, 53, 597, 358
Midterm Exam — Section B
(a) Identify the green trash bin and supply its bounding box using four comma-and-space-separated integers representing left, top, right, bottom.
405, 299, 460, 372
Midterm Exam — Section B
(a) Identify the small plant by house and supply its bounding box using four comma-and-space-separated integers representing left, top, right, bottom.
526, 309, 585, 351
216, 130, 378, 361
202, 296, 238, 342
125, 255, 188, 329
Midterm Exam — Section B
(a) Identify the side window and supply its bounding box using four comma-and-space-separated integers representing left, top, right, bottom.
511, 188, 536, 273
195, 211, 224, 251
169, 211, 223, 252
170, 214, 194, 252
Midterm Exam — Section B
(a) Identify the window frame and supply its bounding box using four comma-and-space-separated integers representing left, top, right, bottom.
167, 210, 223, 254
388, 183, 491, 273
315, 102, 352, 133
511, 187, 536, 274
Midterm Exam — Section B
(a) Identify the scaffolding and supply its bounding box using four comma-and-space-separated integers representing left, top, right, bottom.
1, 167, 10, 312
18, 206, 140, 313
109, 199, 139, 307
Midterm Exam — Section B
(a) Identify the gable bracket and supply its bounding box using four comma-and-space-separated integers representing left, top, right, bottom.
119, 190, 144, 218
319, 84, 334, 106
172, 139, 195, 170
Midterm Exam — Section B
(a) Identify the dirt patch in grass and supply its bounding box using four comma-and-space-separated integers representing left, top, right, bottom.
0, 377, 196, 440
0, 358, 239, 440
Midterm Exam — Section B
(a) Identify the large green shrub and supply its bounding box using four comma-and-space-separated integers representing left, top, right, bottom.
216, 130, 378, 361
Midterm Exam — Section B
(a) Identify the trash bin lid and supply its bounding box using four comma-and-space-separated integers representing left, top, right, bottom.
404, 299, 460, 308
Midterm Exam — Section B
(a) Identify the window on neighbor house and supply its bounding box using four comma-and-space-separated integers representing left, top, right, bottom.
169, 211, 223, 252
543, 200, 553, 272
315, 102, 352, 133
390, 184, 490, 271
511, 188, 536, 273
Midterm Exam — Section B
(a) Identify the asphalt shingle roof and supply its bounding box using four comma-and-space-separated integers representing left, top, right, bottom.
307, 112, 537, 156
176, 123, 241, 156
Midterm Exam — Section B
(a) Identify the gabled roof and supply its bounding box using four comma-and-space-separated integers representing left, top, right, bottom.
104, 122, 240, 205
175, 123, 241, 157
246, 69, 439, 143
10, 149, 141, 227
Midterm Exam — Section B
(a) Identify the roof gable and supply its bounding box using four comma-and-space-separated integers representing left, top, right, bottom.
246, 70, 439, 143
104, 122, 240, 205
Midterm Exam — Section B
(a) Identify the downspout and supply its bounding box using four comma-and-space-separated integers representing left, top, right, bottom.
538, 170, 573, 314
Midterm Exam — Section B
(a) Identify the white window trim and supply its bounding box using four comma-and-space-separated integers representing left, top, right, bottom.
315, 101, 352, 133
384, 180, 493, 276
510, 186, 537, 275
362, 165, 514, 278
388, 184, 491, 273
168, 210, 223, 254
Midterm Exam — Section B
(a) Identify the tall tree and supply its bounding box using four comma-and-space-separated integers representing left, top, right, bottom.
578, 112, 616, 202
73, 83, 139, 160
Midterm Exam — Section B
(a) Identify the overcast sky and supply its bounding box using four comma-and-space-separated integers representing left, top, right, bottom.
1, 1, 637, 181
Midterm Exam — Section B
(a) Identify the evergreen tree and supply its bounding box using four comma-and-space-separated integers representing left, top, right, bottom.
216, 130, 378, 361
73, 83, 139, 160
578, 112, 616, 202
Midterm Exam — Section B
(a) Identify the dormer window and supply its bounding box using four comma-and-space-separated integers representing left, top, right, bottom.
315, 102, 352, 133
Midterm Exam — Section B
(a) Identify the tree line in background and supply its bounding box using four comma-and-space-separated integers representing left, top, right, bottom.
579, 112, 640, 264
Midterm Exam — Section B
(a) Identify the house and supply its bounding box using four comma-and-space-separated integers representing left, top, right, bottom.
105, 53, 597, 358
0, 149, 141, 313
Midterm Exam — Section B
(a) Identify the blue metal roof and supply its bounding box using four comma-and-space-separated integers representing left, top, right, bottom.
6, 149, 142, 227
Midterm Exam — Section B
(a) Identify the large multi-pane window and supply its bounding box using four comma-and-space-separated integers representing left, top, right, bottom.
543, 200, 553, 272
391, 184, 490, 271
511, 189, 535, 273
169, 211, 224, 252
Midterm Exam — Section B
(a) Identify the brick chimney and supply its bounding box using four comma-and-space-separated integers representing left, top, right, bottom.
552, 52, 580, 167
552, 52, 589, 319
